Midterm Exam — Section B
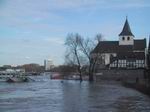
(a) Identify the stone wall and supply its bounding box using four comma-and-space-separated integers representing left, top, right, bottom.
95, 69, 145, 82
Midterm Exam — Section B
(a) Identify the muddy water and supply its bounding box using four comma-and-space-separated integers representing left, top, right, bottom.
0, 75, 150, 112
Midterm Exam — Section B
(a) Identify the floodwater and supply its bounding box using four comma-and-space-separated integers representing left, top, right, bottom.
0, 75, 150, 112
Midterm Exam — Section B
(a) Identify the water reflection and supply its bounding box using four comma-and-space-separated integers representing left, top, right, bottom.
0, 75, 150, 112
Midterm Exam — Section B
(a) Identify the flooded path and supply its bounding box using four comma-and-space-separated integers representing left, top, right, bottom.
0, 75, 150, 112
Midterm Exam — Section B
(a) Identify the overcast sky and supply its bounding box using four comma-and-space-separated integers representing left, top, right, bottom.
0, 0, 150, 66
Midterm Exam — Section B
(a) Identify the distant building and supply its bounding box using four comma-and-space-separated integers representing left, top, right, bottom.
92, 18, 147, 69
22, 63, 43, 72
44, 59, 54, 71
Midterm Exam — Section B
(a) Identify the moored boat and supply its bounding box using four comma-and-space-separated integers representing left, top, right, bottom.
0, 70, 33, 82
6, 76, 29, 83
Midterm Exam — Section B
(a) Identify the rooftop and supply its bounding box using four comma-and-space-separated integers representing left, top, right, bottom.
119, 18, 134, 37
92, 39, 146, 53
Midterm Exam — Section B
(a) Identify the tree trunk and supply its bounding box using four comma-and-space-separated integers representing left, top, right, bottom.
78, 66, 82, 82
79, 74, 83, 82
88, 62, 94, 82
89, 73, 94, 82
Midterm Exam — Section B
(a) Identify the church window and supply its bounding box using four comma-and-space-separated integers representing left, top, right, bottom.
127, 37, 130, 40
122, 37, 125, 41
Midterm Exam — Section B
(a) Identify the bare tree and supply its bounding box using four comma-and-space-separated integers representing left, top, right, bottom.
65, 33, 83, 81
78, 36, 102, 81
65, 33, 104, 82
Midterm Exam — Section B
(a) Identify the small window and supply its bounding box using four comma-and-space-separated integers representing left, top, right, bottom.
127, 37, 130, 40
122, 37, 125, 41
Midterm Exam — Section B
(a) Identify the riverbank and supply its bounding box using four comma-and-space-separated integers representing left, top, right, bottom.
122, 81, 150, 97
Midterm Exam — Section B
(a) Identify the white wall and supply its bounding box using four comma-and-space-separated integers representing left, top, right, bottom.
119, 36, 134, 45
102, 53, 117, 65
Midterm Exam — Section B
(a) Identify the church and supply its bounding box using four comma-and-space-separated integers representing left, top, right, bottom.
92, 18, 147, 69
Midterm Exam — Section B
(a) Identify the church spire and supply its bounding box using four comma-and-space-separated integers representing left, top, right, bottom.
119, 17, 134, 37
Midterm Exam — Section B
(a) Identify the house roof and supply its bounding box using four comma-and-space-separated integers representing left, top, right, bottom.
134, 39, 146, 50
119, 18, 134, 36
92, 41, 118, 53
92, 39, 146, 53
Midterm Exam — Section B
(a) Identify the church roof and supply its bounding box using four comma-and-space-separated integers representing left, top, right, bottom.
134, 39, 146, 50
119, 18, 134, 36
92, 41, 118, 53
92, 39, 146, 53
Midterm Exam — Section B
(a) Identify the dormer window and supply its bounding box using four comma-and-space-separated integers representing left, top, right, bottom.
127, 37, 130, 40
122, 37, 125, 41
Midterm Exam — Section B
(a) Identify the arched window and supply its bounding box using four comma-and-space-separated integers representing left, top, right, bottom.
122, 37, 125, 41
127, 37, 130, 40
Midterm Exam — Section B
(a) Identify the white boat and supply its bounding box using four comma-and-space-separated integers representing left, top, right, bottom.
6, 73, 34, 83
0, 76, 8, 82
6, 76, 28, 82
0, 70, 33, 82
0, 74, 13, 82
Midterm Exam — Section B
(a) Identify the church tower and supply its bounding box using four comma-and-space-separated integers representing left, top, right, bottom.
119, 18, 134, 45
